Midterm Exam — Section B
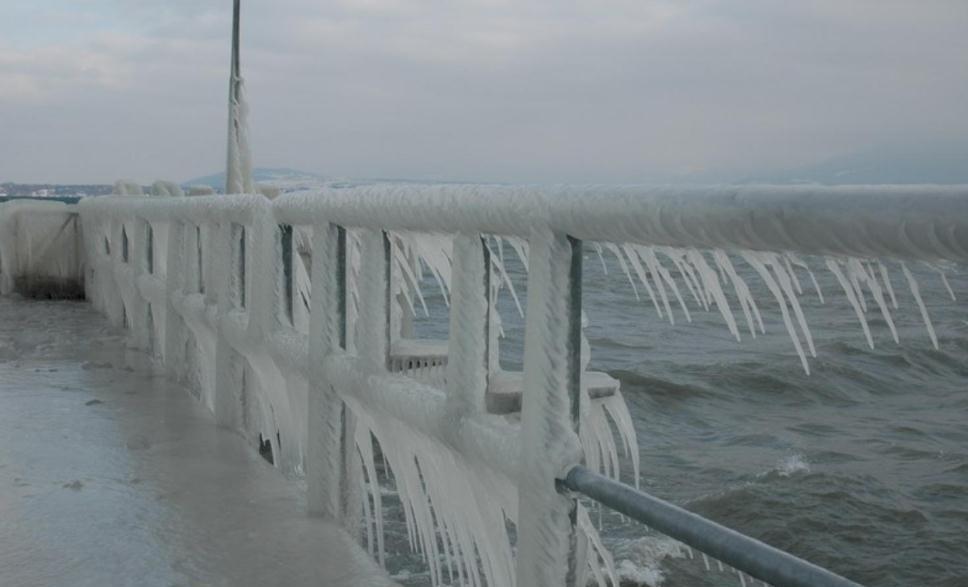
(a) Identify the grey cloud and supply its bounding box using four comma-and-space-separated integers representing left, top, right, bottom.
1, 0, 966, 184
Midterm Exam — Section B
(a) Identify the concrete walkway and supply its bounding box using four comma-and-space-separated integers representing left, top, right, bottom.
0, 297, 397, 587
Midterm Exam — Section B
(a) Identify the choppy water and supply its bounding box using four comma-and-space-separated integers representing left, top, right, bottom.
582, 258, 968, 587
401, 253, 968, 587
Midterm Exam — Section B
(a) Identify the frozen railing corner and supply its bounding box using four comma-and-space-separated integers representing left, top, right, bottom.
0, 198, 85, 299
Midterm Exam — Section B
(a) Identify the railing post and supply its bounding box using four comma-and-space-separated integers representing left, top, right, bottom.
214, 220, 244, 429
333, 229, 390, 534
129, 217, 150, 350
203, 222, 218, 303
515, 230, 584, 587
247, 209, 276, 337
445, 234, 490, 416
307, 223, 347, 518
163, 219, 186, 372
358, 230, 390, 370
279, 224, 294, 325
107, 219, 126, 327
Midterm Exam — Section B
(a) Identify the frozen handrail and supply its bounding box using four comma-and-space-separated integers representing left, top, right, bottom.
57, 183, 966, 587
80, 194, 265, 224
275, 184, 968, 261
561, 465, 864, 587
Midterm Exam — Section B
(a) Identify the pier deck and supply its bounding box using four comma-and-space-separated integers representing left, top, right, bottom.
0, 297, 396, 587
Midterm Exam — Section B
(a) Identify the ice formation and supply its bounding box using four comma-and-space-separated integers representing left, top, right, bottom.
226, 74, 255, 194
113, 180, 144, 196
6, 182, 960, 587
0, 200, 84, 296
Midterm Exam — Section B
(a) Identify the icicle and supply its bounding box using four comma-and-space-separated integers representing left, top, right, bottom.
504, 236, 529, 269
878, 260, 898, 309
901, 262, 939, 349
666, 249, 706, 310
601, 391, 640, 488
743, 251, 810, 373
636, 247, 675, 324
768, 255, 816, 357
578, 506, 619, 587
826, 258, 874, 350
930, 264, 957, 301
648, 248, 691, 323
713, 250, 764, 337
788, 253, 824, 303
393, 239, 429, 316
850, 258, 899, 344
485, 240, 524, 317
845, 259, 869, 312
688, 249, 740, 342
605, 242, 640, 300
592, 241, 608, 275
783, 254, 803, 295
620, 243, 661, 317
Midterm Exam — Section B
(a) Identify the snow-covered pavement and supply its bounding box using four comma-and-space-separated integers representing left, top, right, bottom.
0, 297, 397, 587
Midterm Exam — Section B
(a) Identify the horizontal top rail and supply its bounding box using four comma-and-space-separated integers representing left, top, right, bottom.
275, 185, 542, 236
561, 465, 864, 587
76, 184, 968, 261
549, 185, 968, 262
79, 194, 266, 225
0, 199, 79, 216
275, 184, 968, 261
0, 196, 81, 205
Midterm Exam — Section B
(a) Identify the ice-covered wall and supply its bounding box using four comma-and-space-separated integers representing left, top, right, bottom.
0, 200, 84, 297
20, 183, 964, 587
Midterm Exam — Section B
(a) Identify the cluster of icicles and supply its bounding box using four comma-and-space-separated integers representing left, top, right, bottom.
316, 231, 954, 587
593, 242, 953, 375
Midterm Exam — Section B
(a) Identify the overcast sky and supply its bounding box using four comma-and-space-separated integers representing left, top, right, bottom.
2, 1, 967, 184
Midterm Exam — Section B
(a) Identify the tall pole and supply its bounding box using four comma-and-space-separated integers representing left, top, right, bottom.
225, 0, 243, 195
231, 0, 241, 81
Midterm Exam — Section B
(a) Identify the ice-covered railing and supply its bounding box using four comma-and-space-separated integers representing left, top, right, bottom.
71, 184, 967, 587
276, 184, 963, 586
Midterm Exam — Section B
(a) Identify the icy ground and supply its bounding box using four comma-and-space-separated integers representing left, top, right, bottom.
0, 297, 397, 587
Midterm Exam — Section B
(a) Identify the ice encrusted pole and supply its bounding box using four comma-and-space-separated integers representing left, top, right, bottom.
515, 229, 584, 587
128, 217, 150, 350
225, 0, 254, 195
445, 235, 490, 416
163, 219, 186, 373
307, 223, 347, 518
214, 220, 244, 429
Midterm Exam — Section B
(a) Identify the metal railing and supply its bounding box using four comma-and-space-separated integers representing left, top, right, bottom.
561, 465, 862, 587
60, 184, 968, 586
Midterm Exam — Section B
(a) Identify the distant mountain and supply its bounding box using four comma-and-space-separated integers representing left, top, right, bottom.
741, 142, 968, 185
183, 168, 328, 190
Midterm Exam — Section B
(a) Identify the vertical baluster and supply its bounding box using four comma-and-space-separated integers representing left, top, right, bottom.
214, 220, 244, 429
337, 228, 389, 536
247, 206, 278, 337
203, 222, 217, 304
308, 223, 348, 519
163, 219, 187, 373
515, 231, 584, 587
279, 224, 294, 325
358, 230, 390, 369
128, 217, 149, 349
109, 219, 125, 326
445, 234, 490, 416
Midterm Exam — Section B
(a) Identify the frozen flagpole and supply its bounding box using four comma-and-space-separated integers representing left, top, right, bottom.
225, 0, 255, 194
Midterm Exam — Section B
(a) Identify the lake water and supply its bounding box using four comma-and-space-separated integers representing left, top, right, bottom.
399, 250, 968, 587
